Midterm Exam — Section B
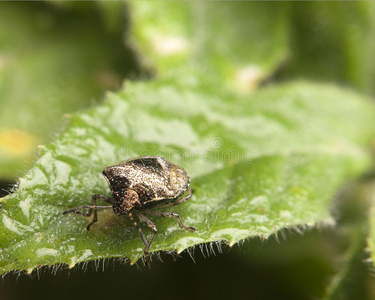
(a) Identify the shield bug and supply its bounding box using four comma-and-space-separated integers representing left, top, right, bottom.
63, 156, 196, 264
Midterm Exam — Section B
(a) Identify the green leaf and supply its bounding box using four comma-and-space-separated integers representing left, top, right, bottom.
288, 2, 375, 96
0, 2, 138, 179
323, 180, 373, 299
1, 76, 374, 274
130, 2, 290, 92
367, 188, 375, 270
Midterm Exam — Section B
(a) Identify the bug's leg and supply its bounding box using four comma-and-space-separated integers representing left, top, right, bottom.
86, 194, 113, 230
144, 210, 196, 231
171, 187, 193, 206
93, 194, 114, 205
135, 212, 158, 251
129, 212, 157, 266
63, 205, 95, 215
128, 212, 148, 246
152, 188, 193, 210
62, 194, 113, 230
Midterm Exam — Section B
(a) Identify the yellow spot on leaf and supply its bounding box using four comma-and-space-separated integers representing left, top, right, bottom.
0, 54, 9, 71
0, 129, 36, 156
235, 65, 265, 93
151, 35, 188, 56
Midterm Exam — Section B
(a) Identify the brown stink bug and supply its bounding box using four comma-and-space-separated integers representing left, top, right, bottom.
63, 156, 196, 264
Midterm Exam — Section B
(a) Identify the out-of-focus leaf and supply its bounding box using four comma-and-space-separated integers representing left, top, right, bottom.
130, 2, 290, 92
324, 180, 374, 299
0, 1, 138, 179
287, 2, 375, 96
